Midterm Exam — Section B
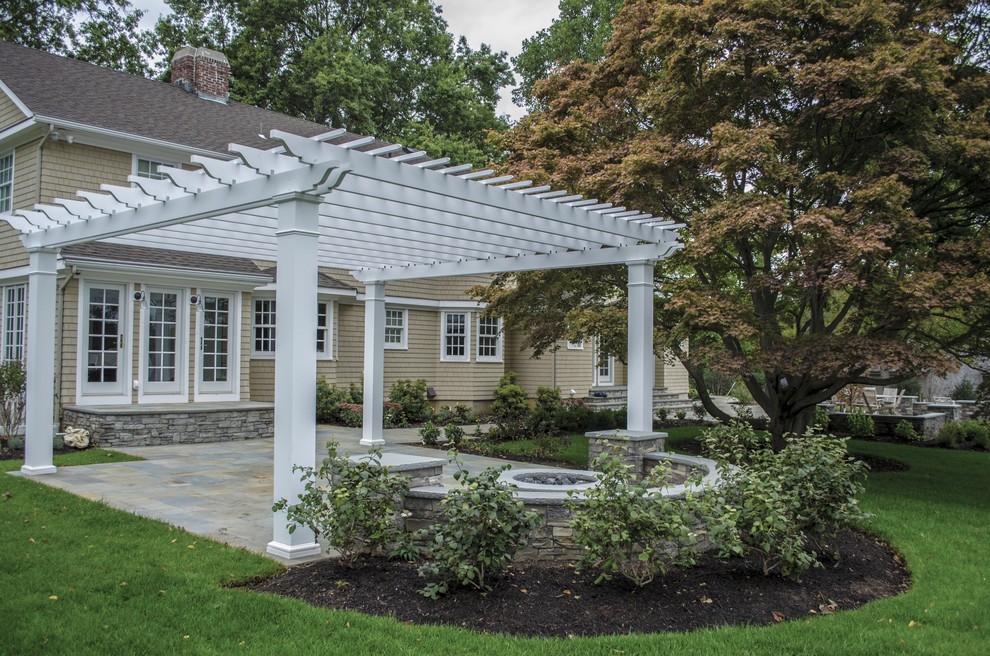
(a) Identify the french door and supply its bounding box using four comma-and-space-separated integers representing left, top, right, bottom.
79, 282, 130, 403
196, 292, 238, 400
140, 287, 187, 402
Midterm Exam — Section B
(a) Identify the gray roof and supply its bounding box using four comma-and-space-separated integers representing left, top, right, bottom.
261, 267, 355, 291
63, 242, 270, 278
0, 41, 330, 153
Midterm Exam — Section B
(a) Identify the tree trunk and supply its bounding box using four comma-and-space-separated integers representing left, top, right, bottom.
768, 405, 816, 451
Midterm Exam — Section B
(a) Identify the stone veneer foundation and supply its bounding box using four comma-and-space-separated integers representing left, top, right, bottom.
62, 402, 274, 447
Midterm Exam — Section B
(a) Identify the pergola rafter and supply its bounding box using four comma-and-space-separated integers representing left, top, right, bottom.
11, 129, 682, 561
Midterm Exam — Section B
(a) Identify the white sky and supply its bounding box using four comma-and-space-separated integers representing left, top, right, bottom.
132, 0, 561, 121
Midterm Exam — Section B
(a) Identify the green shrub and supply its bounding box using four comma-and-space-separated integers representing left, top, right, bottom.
699, 421, 772, 467
935, 422, 962, 448
731, 386, 755, 405
491, 372, 529, 420
418, 462, 541, 597
958, 419, 990, 446
691, 402, 706, 421
444, 424, 465, 447
272, 442, 412, 566
0, 360, 26, 450
814, 406, 831, 431
316, 379, 365, 424
655, 407, 670, 423
950, 379, 978, 401
566, 453, 710, 587
893, 419, 922, 442
846, 409, 875, 437
419, 421, 441, 446
389, 379, 434, 424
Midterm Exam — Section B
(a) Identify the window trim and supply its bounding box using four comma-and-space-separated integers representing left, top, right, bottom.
0, 283, 27, 362
251, 297, 278, 358
440, 311, 471, 362
132, 154, 176, 181
0, 148, 13, 215
384, 307, 408, 350
251, 296, 334, 359
476, 315, 502, 363
316, 300, 333, 360
566, 339, 585, 350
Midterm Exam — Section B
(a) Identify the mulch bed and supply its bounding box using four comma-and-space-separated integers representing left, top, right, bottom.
249, 530, 910, 637
0, 445, 77, 462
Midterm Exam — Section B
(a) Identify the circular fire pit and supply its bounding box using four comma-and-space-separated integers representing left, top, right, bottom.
498, 468, 600, 492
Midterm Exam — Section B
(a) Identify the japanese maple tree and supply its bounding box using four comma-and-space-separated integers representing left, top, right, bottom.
479, 0, 990, 447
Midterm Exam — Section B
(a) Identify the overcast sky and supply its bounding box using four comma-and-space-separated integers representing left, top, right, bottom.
133, 0, 561, 121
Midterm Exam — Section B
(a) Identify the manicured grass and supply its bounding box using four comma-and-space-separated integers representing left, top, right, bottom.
1, 441, 988, 654
495, 434, 589, 466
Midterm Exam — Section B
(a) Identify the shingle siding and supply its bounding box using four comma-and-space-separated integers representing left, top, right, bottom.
0, 90, 25, 130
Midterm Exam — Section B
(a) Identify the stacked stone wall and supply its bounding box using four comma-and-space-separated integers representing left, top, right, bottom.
62, 406, 273, 447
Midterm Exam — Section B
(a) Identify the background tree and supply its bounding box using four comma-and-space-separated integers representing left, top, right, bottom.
512, 0, 623, 110
481, 0, 990, 448
153, 0, 512, 166
0, 0, 151, 74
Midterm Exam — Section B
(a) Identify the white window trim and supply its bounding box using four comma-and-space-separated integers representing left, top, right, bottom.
0, 283, 27, 363
132, 154, 176, 180
75, 280, 133, 406
384, 307, 408, 350
440, 311, 471, 362
138, 286, 189, 404
251, 296, 334, 359
0, 148, 13, 215
566, 339, 585, 350
251, 296, 277, 359
476, 315, 503, 363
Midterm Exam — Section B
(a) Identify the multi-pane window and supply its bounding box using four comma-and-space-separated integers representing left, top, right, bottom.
316, 301, 331, 358
477, 316, 501, 362
567, 339, 584, 350
135, 157, 169, 180
1, 284, 26, 362
384, 308, 406, 349
253, 299, 277, 354
253, 298, 332, 357
146, 291, 179, 383
442, 312, 469, 361
201, 295, 230, 383
0, 149, 13, 214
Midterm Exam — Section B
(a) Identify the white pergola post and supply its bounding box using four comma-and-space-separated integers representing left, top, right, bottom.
267, 192, 322, 560
360, 281, 386, 447
21, 249, 59, 476
626, 260, 656, 432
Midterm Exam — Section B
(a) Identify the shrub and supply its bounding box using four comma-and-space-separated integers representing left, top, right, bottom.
0, 360, 26, 450
316, 379, 363, 424
846, 410, 875, 437
655, 407, 670, 423
435, 404, 474, 426
814, 406, 831, 431
893, 419, 922, 442
272, 442, 412, 566
675, 409, 687, 421
491, 372, 529, 421
418, 462, 541, 597
566, 453, 710, 587
691, 402, 706, 421
935, 422, 962, 448
958, 419, 990, 447
699, 421, 772, 467
389, 379, 434, 424
444, 424, 465, 447
731, 386, 755, 405
419, 421, 441, 446
950, 379, 978, 401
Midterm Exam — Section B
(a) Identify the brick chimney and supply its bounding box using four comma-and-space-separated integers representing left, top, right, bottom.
170, 47, 230, 103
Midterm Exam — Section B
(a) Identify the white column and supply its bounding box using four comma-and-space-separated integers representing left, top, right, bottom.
21, 249, 59, 476
626, 261, 656, 432
267, 192, 321, 560
360, 280, 386, 447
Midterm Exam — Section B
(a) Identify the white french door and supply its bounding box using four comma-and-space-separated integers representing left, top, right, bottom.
78, 282, 130, 404
195, 292, 238, 400
140, 287, 187, 402
594, 339, 615, 387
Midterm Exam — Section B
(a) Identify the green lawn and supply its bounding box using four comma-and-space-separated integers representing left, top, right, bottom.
1, 442, 988, 654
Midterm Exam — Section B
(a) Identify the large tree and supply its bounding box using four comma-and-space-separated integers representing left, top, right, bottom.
153, 0, 512, 166
481, 0, 990, 447
512, 0, 624, 109
0, 0, 151, 74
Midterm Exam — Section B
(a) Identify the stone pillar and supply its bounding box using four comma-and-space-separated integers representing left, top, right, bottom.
627, 260, 655, 432
360, 281, 386, 446
586, 430, 667, 481
21, 249, 59, 476
267, 192, 321, 560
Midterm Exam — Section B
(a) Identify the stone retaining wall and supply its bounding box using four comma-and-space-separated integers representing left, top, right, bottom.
62, 404, 274, 447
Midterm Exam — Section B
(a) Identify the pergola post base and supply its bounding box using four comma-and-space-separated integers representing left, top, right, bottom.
266, 540, 322, 560
20, 464, 58, 476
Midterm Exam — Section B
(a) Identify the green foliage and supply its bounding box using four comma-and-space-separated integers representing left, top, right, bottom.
419, 421, 441, 446
957, 419, 990, 449
491, 372, 529, 420
566, 453, 710, 587
154, 0, 512, 166
950, 379, 978, 401
655, 407, 670, 423
315, 378, 364, 424
1, 0, 151, 74
388, 379, 434, 424
435, 404, 475, 426
935, 422, 962, 448
418, 462, 541, 597
847, 410, 876, 438
702, 423, 870, 578
272, 442, 412, 566
893, 420, 922, 443
814, 406, 831, 431
0, 360, 26, 450
443, 424, 465, 447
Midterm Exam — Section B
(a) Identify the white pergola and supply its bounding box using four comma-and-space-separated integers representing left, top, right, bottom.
10, 129, 682, 559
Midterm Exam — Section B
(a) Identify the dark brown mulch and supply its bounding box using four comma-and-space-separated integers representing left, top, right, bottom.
249, 530, 909, 638
0, 445, 77, 462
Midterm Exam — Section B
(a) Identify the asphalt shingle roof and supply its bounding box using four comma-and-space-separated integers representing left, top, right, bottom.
0, 41, 331, 153
62, 242, 270, 278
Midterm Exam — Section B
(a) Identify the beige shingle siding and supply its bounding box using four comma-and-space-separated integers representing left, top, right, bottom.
39, 141, 131, 204
57, 275, 79, 405
386, 275, 491, 302
250, 359, 274, 402
240, 291, 252, 400
0, 92, 25, 130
